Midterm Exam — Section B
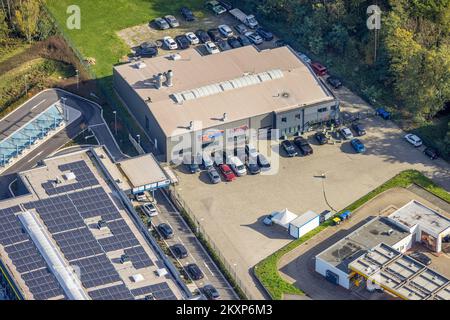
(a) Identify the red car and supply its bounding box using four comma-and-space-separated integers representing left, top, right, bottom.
311, 62, 328, 76
219, 164, 236, 181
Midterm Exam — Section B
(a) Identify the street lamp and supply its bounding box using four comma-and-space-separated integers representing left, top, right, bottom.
24, 74, 28, 96
61, 97, 68, 121
136, 134, 141, 146
113, 111, 117, 136
233, 263, 237, 281
75, 69, 79, 90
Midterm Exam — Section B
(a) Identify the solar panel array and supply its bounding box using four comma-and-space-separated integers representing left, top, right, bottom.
52, 227, 104, 261
98, 219, 140, 252
124, 246, 154, 269
131, 283, 177, 300
88, 284, 134, 300
41, 161, 99, 196
68, 187, 122, 221
72, 255, 122, 289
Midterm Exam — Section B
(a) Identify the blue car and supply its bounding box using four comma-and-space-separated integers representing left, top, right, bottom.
351, 139, 366, 153
376, 108, 391, 120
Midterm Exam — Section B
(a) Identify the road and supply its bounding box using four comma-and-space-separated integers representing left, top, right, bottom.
151, 189, 238, 300
1, 88, 125, 176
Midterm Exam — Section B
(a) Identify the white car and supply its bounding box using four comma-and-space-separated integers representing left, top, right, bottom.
185, 32, 200, 45
204, 41, 220, 54
298, 52, 312, 64
228, 156, 247, 177
405, 134, 422, 147
340, 127, 354, 140
163, 36, 178, 50
142, 203, 158, 217
245, 144, 258, 158
244, 31, 263, 45
218, 24, 234, 38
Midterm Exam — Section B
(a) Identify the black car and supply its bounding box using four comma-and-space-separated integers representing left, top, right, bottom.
257, 154, 271, 170
246, 157, 261, 175
409, 252, 431, 266
207, 28, 222, 42
352, 123, 366, 136
315, 132, 329, 145
256, 27, 274, 41
424, 147, 438, 160
195, 29, 211, 43
135, 42, 158, 58
186, 264, 204, 280
327, 76, 343, 89
281, 140, 298, 157
153, 17, 170, 30
216, 39, 232, 51
158, 223, 174, 239
175, 35, 190, 50
202, 284, 221, 300
326, 118, 341, 128
172, 244, 188, 259
294, 136, 313, 156
275, 39, 286, 47
218, 0, 233, 11
180, 6, 195, 21
237, 35, 251, 46
227, 36, 242, 49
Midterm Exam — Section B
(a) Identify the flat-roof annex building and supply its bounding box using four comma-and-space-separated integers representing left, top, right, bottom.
113, 45, 339, 161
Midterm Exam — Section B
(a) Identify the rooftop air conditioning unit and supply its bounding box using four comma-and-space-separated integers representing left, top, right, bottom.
64, 172, 76, 182
136, 62, 146, 69
170, 53, 181, 60
132, 274, 144, 283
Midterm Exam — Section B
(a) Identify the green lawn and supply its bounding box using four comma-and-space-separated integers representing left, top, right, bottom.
254, 170, 450, 300
45, 0, 204, 78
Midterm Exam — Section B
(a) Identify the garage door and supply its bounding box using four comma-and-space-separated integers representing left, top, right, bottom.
326, 270, 339, 285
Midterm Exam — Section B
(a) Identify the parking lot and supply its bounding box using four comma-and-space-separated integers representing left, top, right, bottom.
117, 9, 280, 57
174, 88, 450, 299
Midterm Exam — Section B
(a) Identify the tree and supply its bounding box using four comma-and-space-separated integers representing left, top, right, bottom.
13, 0, 41, 43
0, 8, 8, 40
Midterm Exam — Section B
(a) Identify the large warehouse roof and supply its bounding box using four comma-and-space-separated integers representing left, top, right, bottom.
114, 45, 335, 136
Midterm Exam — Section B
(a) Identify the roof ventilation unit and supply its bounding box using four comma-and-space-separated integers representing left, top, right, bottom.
165, 70, 174, 87
136, 62, 146, 69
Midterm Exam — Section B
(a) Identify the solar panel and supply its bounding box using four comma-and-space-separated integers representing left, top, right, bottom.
88, 284, 134, 300
124, 246, 153, 269
21, 268, 66, 300
53, 227, 104, 261
0, 207, 29, 246
98, 220, 140, 252
5, 241, 48, 273
72, 255, 122, 289
131, 283, 176, 300
68, 188, 122, 220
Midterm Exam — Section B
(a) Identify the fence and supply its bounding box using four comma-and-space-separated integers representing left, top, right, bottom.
167, 187, 256, 300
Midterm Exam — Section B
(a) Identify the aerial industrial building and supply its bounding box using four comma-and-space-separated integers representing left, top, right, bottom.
113, 45, 339, 161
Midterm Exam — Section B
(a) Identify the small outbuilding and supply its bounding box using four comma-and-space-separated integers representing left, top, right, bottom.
288, 210, 320, 239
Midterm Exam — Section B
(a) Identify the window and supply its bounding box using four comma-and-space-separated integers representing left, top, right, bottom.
281, 117, 287, 123
295, 114, 301, 120
318, 107, 328, 113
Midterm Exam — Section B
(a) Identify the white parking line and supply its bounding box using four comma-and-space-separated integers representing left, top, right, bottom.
203, 261, 215, 277
31, 99, 47, 111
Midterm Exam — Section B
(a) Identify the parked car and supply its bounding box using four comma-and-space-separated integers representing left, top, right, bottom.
175, 35, 190, 50
153, 17, 170, 30
164, 15, 179, 28
424, 147, 438, 160
409, 252, 431, 266
315, 132, 329, 145
204, 41, 220, 54
245, 144, 259, 158
219, 164, 236, 181
376, 108, 391, 120
206, 1, 226, 15
229, 156, 247, 176
207, 167, 221, 184
163, 36, 178, 50
158, 223, 174, 239
294, 136, 313, 156
218, 24, 234, 38
202, 284, 221, 300
180, 7, 195, 21
246, 156, 261, 175
172, 244, 188, 259
327, 76, 342, 89
142, 202, 158, 217
202, 152, 214, 169
135, 42, 158, 58
352, 123, 366, 136
134, 192, 147, 202
213, 150, 226, 166
227, 36, 242, 48
185, 32, 200, 45
256, 27, 274, 41
186, 263, 204, 280
275, 39, 286, 47
311, 62, 328, 76
351, 138, 366, 153
234, 24, 248, 35
184, 156, 200, 173
207, 28, 223, 42
257, 154, 271, 171
237, 34, 251, 46
245, 31, 263, 45
405, 134, 423, 147
281, 140, 298, 157
218, 0, 233, 11
298, 52, 312, 64
196, 29, 211, 43
340, 127, 354, 140
216, 39, 232, 51
263, 212, 278, 226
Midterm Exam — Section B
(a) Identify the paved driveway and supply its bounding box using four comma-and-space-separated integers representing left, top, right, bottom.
174, 86, 450, 300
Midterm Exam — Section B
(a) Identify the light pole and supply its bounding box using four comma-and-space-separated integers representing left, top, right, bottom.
61, 97, 67, 121
136, 134, 141, 146
24, 74, 28, 96
233, 263, 237, 281
113, 111, 117, 136
75, 69, 79, 90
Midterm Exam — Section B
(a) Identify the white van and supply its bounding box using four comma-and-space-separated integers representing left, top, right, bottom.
202, 151, 214, 169
229, 156, 247, 176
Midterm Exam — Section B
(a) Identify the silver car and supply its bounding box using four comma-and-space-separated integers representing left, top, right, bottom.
164, 15, 180, 28
207, 167, 221, 184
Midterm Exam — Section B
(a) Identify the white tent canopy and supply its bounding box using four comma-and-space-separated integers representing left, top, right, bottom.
271, 209, 298, 229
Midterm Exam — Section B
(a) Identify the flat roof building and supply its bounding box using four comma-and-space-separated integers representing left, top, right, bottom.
113, 45, 339, 161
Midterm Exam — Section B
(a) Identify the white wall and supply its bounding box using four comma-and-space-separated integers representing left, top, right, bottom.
299, 216, 320, 238
393, 234, 414, 253
315, 257, 350, 289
